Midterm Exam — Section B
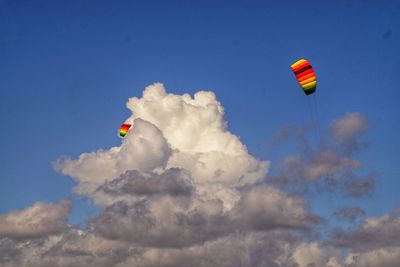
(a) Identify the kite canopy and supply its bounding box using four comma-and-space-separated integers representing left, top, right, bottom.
291, 59, 317, 95
119, 123, 132, 137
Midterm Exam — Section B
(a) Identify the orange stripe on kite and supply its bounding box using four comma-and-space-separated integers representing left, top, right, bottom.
297, 72, 315, 82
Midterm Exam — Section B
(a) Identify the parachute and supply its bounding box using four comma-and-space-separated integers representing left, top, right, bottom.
291, 59, 317, 95
119, 123, 132, 137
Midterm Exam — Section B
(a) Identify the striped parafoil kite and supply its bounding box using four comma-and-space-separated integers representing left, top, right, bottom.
291, 59, 317, 95
119, 123, 132, 137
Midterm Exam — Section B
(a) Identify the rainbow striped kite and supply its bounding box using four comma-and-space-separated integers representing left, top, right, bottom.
291, 59, 317, 95
119, 123, 132, 137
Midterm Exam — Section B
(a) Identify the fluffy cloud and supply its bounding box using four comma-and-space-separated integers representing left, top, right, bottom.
231, 186, 320, 231
56, 83, 269, 210
97, 168, 194, 197
268, 113, 375, 197
55, 118, 172, 205
0, 230, 131, 267
331, 112, 368, 148
90, 185, 318, 248
91, 199, 227, 248
0, 230, 292, 267
332, 208, 400, 251
114, 231, 301, 267
293, 242, 330, 267
344, 247, 400, 267
0, 199, 71, 239
125, 83, 269, 209
0, 83, 388, 266
0, 228, 349, 267
326, 208, 400, 267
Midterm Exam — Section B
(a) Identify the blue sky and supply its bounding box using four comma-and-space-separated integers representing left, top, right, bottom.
1, 0, 399, 229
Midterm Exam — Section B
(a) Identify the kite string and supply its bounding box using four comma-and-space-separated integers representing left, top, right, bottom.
312, 93, 322, 145
306, 96, 317, 144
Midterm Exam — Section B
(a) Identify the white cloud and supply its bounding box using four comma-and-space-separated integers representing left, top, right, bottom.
0, 199, 71, 239
0, 83, 386, 267
344, 248, 400, 267
293, 242, 329, 267
268, 112, 374, 197
126, 83, 269, 189
113, 231, 300, 267
56, 83, 269, 210
231, 186, 319, 230
331, 112, 368, 143
0, 230, 131, 267
55, 119, 172, 205
333, 208, 400, 251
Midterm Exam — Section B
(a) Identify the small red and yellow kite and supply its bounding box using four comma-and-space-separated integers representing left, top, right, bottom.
119, 123, 132, 137
291, 59, 317, 95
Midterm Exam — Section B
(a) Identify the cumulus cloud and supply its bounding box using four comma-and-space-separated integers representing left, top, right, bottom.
320, 208, 400, 267
0, 228, 349, 267
332, 208, 400, 252
0, 199, 71, 239
56, 83, 269, 210
268, 112, 375, 197
125, 83, 269, 209
55, 118, 172, 205
344, 247, 400, 267
91, 199, 227, 248
0, 229, 306, 267
0, 230, 132, 267
292, 242, 333, 267
97, 168, 194, 197
231, 186, 321, 231
90, 185, 318, 248
331, 112, 368, 147
114, 231, 301, 267
0, 83, 387, 266
1, 228, 341, 267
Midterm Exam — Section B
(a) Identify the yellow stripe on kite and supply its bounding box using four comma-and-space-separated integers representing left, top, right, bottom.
300, 77, 316, 86
291, 59, 307, 69
302, 81, 317, 89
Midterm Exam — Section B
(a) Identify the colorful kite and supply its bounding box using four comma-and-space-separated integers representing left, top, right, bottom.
119, 123, 132, 137
291, 59, 317, 95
